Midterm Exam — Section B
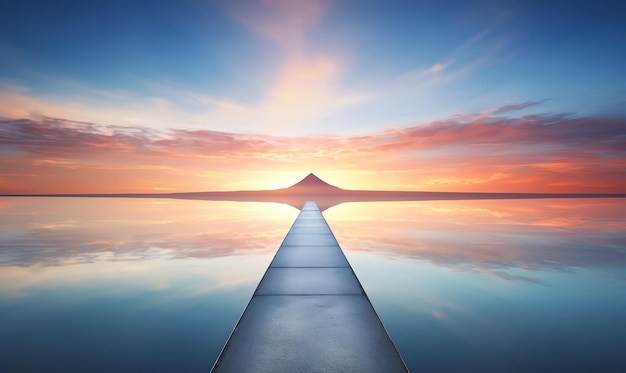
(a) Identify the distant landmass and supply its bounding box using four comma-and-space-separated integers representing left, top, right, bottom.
2, 173, 625, 211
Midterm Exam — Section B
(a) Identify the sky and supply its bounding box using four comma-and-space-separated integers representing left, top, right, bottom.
0, 0, 625, 193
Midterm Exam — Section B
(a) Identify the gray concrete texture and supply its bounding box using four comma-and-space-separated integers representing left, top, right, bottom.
211, 201, 408, 372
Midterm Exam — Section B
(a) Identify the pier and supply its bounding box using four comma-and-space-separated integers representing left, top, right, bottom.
211, 201, 407, 372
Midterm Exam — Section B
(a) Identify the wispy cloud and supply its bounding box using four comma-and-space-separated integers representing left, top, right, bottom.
0, 0, 368, 136
0, 82, 217, 131
205, 0, 370, 132
227, 0, 327, 53
429, 63, 449, 73
1, 103, 625, 193
490, 101, 541, 115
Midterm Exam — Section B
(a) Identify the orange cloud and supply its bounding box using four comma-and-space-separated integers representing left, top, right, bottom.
1, 107, 625, 193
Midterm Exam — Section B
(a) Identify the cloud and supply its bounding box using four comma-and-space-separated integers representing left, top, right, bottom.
217, 0, 373, 132
228, 0, 327, 52
0, 82, 217, 132
0, 5, 521, 136
377, 113, 626, 151
1, 105, 625, 193
0, 13, 369, 136
429, 63, 449, 73
491, 101, 541, 115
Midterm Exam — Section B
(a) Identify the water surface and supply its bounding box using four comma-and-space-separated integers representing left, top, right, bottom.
326, 199, 626, 372
1, 197, 625, 372
0, 198, 297, 372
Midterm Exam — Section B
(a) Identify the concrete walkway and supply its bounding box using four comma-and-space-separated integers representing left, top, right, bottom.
211, 201, 408, 372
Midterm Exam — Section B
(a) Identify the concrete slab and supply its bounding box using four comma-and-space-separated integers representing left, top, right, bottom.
298, 209, 323, 215
212, 295, 408, 373
294, 212, 326, 220
256, 268, 363, 295
293, 216, 326, 221
287, 226, 333, 235
211, 201, 407, 372
281, 233, 339, 247
290, 220, 329, 228
270, 245, 350, 268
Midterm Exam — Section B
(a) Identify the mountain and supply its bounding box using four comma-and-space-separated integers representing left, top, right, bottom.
5, 172, 625, 212
285, 173, 343, 194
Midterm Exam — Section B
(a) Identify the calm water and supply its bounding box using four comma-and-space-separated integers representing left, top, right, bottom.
1, 198, 625, 372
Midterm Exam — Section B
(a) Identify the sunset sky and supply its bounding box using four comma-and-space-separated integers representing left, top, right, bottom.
1, 0, 625, 193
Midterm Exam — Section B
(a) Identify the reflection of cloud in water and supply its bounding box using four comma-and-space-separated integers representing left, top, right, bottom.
2, 197, 625, 283
325, 199, 626, 282
0, 198, 298, 267
0, 253, 272, 299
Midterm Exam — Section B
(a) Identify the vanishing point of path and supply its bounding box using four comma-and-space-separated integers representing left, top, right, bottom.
211, 201, 408, 372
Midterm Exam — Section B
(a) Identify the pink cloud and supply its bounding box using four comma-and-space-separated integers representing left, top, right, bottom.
429, 63, 447, 73
1, 107, 625, 193
228, 0, 327, 51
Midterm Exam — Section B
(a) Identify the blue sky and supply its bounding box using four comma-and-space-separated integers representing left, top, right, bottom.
1, 0, 625, 193
1, 0, 624, 135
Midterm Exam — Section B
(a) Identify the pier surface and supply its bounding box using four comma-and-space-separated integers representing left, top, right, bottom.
211, 201, 407, 372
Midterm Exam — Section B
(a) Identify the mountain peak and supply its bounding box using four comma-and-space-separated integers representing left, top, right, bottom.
301, 173, 323, 183
287, 173, 342, 192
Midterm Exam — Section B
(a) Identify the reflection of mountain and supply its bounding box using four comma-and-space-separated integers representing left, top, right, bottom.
4, 173, 626, 211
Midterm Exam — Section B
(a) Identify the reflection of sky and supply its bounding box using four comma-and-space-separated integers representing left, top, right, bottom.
325, 199, 626, 280
1, 198, 625, 372
0, 197, 298, 266
0, 198, 297, 372
1, 257, 262, 372
325, 199, 626, 372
